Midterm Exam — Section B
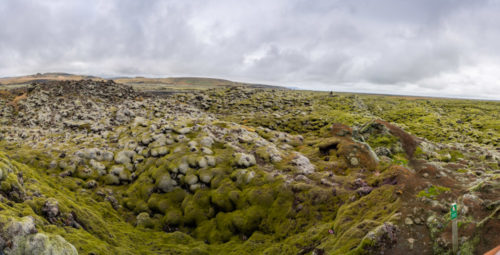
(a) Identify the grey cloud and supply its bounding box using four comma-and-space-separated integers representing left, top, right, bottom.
1, 0, 500, 99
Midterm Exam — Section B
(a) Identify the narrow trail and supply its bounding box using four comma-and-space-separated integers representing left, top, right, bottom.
375, 118, 500, 254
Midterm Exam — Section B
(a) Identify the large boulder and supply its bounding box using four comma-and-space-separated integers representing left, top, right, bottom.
199, 136, 214, 147
157, 174, 177, 193
1, 216, 77, 255
110, 165, 131, 182
75, 148, 100, 160
132, 116, 148, 128
320, 125, 380, 170
256, 145, 283, 163
4, 216, 37, 238
291, 153, 315, 174
42, 198, 60, 224
234, 153, 256, 168
14, 233, 78, 255
150, 146, 169, 157
114, 150, 135, 164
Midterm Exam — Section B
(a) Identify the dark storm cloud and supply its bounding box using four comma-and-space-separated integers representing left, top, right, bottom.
1, 0, 500, 99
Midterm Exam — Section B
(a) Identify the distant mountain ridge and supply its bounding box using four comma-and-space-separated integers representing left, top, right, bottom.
0, 73, 285, 90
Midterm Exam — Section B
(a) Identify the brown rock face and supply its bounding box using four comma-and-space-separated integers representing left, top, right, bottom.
374, 119, 420, 158
322, 123, 379, 170
329, 123, 353, 137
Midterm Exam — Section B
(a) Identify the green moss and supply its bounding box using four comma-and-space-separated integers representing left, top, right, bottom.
261, 185, 295, 236
231, 206, 266, 236
459, 235, 479, 255
136, 212, 156, 229
366, 135, 398, 148
392, 153, 408, 166
317, 196, 396, 253
438, 149, 465, 162
164, 208, 183, 226
211, 179, 238, 212
417, 185, 450, 199
213, 122, 228, 129
244, 185, 276, 208
214, 212, 236, 238
182, 190, 215, 226
255, 147, 271, 162
4, 87, 499, 254
413, 146, 425, 158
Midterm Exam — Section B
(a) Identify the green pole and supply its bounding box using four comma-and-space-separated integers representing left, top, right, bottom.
451, 203, 458, 254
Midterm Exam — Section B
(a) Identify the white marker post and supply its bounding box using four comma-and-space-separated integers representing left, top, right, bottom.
450, 203, 458, 254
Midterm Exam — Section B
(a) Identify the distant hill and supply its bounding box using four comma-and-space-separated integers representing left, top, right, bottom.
0, 73, 285, 90
0, 73, 103, 85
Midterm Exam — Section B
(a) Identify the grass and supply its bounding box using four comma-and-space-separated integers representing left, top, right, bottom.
417, 185, 451, 199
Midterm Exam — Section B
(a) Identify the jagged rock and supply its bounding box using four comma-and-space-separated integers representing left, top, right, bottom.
201, 147, 213, 155
136, 212, 152, 228
414, 217, 422, 225
187, 141, 198, 148
291, 153, 315, 174
140, 134, 154, 145
405, 217, 413, 225
49, 160, 58, 169
197, 157, 208, 169
42, 198, 60, 224
353, 178, 368, 189
361, 223, 397, 253
157, 174, 177, 193
186, 156, 199, 168
101, 151, 114, 162
110, 165, 131, 182
104, 174, 120, 185
330, 123, 353, 137
408, 238, 415, 250
132, 117, 148, 127
356, 186, 373, 196
150, 146, 169, 157
320, 178, 336, 187
350, 157, 360, 166
115, 108, 134, 123
177, 163, 189, 174
189, 183, 201, 191
199, 169, 214, 183
256, 145, 282, 163
89, 159, 106, 175
174, 127, 191, 135
295, 175, 312, 183
150, 135, 168, 148
75, 167, 97, 180
75, 148, 100, 160
205, 156, 217, 167
184, 174, 199, 185
20, 233, 78, 255
105, 195, 120, 210
200, 136, 214, 147
375, 147, 392, 157
1, 216, 77, 255
5, 216, 37, 238
234, 153, 256, 168
233, 169, 255, 184
237, 132, 254, 144
115, 150, 135, 164
85, 180, 98, 189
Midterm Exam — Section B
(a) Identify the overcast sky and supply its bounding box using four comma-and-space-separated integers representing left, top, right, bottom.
1, 0, 500, 99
